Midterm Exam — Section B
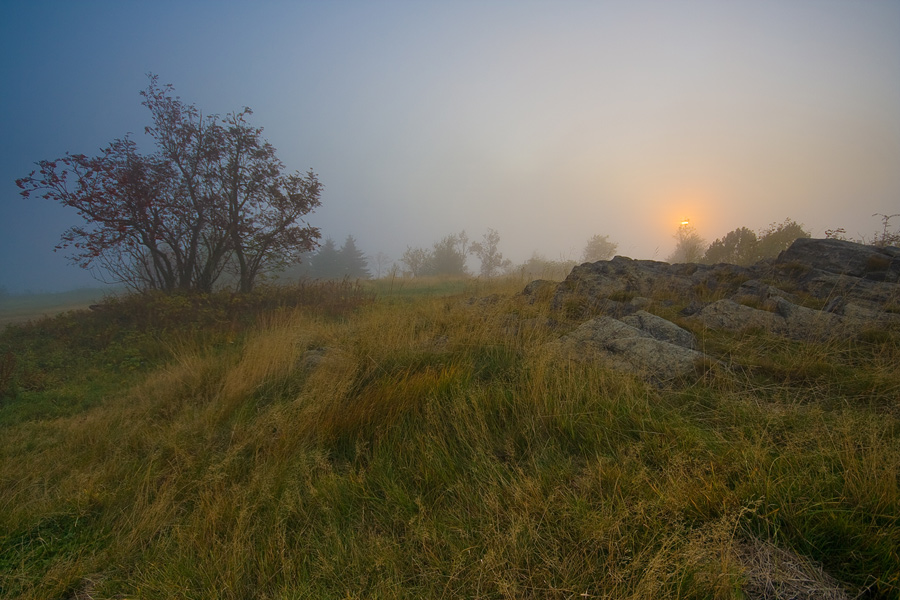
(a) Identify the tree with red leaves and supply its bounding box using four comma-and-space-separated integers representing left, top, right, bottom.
17, 75, 321, 293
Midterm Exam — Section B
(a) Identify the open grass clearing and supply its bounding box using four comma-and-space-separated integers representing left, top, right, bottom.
0, 278, 897, 599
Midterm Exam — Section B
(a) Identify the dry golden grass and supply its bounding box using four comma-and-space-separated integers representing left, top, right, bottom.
1, 279, 897, 599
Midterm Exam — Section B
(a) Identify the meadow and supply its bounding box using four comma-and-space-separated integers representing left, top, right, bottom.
0, 289, 112, 329
0, 277, 897, 599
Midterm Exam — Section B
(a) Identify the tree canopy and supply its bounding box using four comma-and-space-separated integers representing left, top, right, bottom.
667, 223, 706, 263
703, 219, 811, 265
702, 227, 759, 265
16, 75, 321, 293
582, 234, 618, 263
400, 246, 430, 278
470, 228, 511, 278
429, 232, 469, 276
400, 231, 469, 277
755, 218, 810, 259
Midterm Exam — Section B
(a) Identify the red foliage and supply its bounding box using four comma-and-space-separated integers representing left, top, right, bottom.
16, 74, 321, 293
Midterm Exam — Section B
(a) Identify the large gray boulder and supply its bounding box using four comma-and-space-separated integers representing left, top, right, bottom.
551, 313, 709, 383
692, 297, 847, 340
799, 272, 900, 314
777, 237, 900, 282
691, 299, 782, 333
550, 257, 754, 316
620, 310, 697, 349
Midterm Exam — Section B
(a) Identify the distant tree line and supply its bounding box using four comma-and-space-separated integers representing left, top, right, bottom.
668, 218, 812, 265
513, 253, 578, 281
384, 214, 894, 283
400, 231, 471, 278
279, 235, 372, 281
308, 235, 370, 280
396, 229, 619, 280
298, 214, 897, 284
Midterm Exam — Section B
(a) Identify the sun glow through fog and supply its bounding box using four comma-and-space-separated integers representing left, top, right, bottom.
0, 2, 898, 292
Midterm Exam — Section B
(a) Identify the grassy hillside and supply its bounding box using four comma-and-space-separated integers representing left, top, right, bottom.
0, 278, 897, 599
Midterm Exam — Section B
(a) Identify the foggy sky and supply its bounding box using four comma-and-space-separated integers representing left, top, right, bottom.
2, 1, 899, 292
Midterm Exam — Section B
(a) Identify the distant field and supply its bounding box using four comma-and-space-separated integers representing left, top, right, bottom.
0, 288, 116, 328
0, 278, 491, 328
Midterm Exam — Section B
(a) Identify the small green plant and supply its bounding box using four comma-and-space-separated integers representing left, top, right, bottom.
607, 289, 638, 302
872, 212, 900, 247
690, 281, 726, 302
561, 295, 589, 319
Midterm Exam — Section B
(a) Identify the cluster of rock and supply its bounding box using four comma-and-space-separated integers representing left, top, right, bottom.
529, 238, 900, 383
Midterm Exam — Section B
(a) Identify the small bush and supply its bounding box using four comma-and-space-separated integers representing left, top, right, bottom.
607, 290, 638, 302
866, 253, 891, 272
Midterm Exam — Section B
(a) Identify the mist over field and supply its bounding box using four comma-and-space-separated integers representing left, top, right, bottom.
2, 5, 900, 595
2, 2, 899, 292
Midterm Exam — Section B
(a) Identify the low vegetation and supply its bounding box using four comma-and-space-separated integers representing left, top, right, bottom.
0, 277, 897, 599
0, 288, 110, 329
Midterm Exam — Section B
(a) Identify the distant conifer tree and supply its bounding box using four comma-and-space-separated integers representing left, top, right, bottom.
310, 238, 341, 279
338, 235, 370, 279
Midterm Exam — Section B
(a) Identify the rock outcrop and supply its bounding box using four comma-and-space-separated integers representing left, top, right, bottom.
533, 238, 900, 383
549, 311, 709, 384
778, 237, 900, 283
